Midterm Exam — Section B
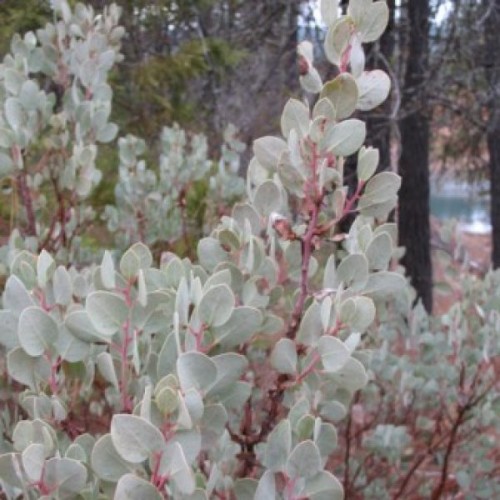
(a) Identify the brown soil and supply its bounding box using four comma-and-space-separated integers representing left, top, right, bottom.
431, 217, 492, 314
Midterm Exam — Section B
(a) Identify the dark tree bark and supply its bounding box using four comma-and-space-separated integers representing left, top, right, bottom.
485, 0, 500, 267
398, 0, 433, 312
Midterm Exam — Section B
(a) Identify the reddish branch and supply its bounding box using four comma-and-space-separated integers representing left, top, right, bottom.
286, 143, 323, 339
343, 404, 353, 495
227, 375, 289, 477
16, 169, 37, 237
286, 197, 322, 339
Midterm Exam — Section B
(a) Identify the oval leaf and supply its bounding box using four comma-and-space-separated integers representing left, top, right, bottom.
86, 291, 128, 336
111, 415, 164, 463
18, 306, 58, 357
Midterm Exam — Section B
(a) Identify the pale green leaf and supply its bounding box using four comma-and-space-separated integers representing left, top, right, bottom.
162, 442, 196, 494
91, 434, 136, 483
320, 74, 358, 120
0, 453, 24, 489
313, 420, 338, 457
7, 347, 50, 390
208, 353, 248, 395
177, 352, 217, 393
19, 80, 39, 110
363, 271, 407, 299
53, 266, 72, 306
18, 306, 58, 357
366, 232, 393, 270
21, 443, 45, 482
318, 336, 350, 373
354, 1, 389, 42
197, 284, 234, 327
43, 457, 87, 496
339, 296, 375, 333
120, 242, 153, 280
287, 440, 322, 479
332, 357, 368, 391
356, 70, 391, 111
86, 291, 128, 336
255, 470, 276, 500
324, 16, 355, 66
303, 471, 344, 500
253, 180, 283, 218
357, 146, 379, 181
334, 254, 369, 291
110, 415, 164, 463
281, 98, 309, 138
37, 250, 55, 288
197, 238, 228, 272
253, 136, 287, 171
264, 420, 291, 472
270, 338, 297, 375
322, 119, 366, 156
212, 306, 262, 347
114, 473, 162, 499
65, 310, 111, 343
234, 479, 258, 500
101, 251, 116, 289
300, 66, 323, 94
297, 301, 324, 345
55, 328, 89, 362
97, 352, 119, 389
3, 275, 35, 316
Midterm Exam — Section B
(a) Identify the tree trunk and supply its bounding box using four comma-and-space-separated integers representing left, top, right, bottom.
398, 0, 433, 312
485, 0, 500, 267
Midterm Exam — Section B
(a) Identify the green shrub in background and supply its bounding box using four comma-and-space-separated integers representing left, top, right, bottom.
0, 1, 123, 262
103, 123, 245, 254
0, 1, 497, 499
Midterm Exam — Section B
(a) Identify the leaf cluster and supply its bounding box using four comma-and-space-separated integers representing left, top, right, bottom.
0, 1, 404, 499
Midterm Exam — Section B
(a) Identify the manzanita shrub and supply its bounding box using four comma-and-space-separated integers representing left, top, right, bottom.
0, 1, 407, 498
0, 1, 123, 262
103, 123, 245, 251
334, 265, 500, 499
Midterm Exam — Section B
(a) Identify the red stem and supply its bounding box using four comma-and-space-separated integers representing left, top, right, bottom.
295, 350, 321, 384
286, 144, 323, 339
48, 356, 61, 395
340, 43, 352, 73
119, 319, 132, 412
119, 282, 134, 412
16, 167, 37, 237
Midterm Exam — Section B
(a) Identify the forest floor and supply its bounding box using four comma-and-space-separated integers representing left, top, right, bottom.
431, 216, 492, 314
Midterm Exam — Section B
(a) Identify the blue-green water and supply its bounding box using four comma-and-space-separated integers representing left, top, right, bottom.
430, 194, 489, 222
430, 181, 491, 234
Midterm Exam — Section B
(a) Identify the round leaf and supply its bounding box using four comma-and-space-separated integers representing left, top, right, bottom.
198, 284, 234, 328
18, 306, 58, 357
356, 70, 391, 111
86, 291, 128, 336
320, 74, 358, 120
91, 434, 136, 483
287, 440, 322, 479
270, 338, 297, 375
177, 352, 218, 393
318, 336, 350, 373
115, 473, 163, 499
322, 119, 366, 157
253, 180, 283, 218
110, 415, 164, 463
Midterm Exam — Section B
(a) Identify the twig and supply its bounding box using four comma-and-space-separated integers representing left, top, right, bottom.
16, 169, 37, 237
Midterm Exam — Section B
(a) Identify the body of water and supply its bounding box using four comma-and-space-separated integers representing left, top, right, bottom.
430, 180, 491, 235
